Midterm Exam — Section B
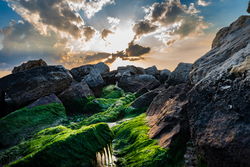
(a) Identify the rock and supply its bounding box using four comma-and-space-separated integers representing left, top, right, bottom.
247, 1, 250, 13
70, 62, 109, 82
118, 74, 158, 93
0, 99, 66, 147
135, 80, 161, 97
58, 80, 94, 113
159, 69, 171, 84
146, 84, 192, 149
0, 123, 114, 167
130, 86, 164, 109
165, 63, 192, 87
116, 65, 138, 78
188, 16, 250, 167
27, 94, 62, 109
0, 65, 73, 107
192, 16, 250, 85
83, 68, 104, 97
103, 70, 118, 86
12, 59, 47, 73
136, 67, 146, 74
145, 65, 159, 76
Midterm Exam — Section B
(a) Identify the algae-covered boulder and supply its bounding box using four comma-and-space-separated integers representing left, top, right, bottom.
0, 102, 66, 147
0, 123, 114, 167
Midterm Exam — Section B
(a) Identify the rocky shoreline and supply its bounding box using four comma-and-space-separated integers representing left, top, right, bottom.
0, 15, 250, 167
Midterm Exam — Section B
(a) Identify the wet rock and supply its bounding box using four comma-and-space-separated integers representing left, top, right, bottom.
12, 59, 47, 73
0, 65, 73, 107
118, 74, 158, 93
159, 69, 171, 84
27, 94, 62, 109
165, 63, 192, 87
188, 16, 250, 167
146, 84, 192, 149
70, 62, 109, 82
145, 65, 159, 76
83, 68, 104, 97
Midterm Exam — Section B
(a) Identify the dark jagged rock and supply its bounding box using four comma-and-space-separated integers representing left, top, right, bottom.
146, 84, 192, 149
165, 62, 192, 87
58, 80, 94, 113
70, 62, 109, 82
188, 16, 250, 167
12, 59, 47, 73
135, 80, 161, 97
103, 70, 118, 86
0, 65, 73, 108
83, 68, 104, 97
159, 69, 171, 84
145, 65, 159, 76
118, 74, 158, 93
27, 94, 62, 109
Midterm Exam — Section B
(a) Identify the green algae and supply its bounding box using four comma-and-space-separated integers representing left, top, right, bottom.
112, 114, 185, 167
0, 123, 114, 167
101, 85, 125, 99
0, 103, 66, 147
69, 93, 136, 129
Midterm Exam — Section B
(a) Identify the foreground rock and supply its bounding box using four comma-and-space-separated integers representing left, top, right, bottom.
188, 16, 250, 167
0, 123, 114, 167
0, 95, 66, 147
147, 84, 192, 149
118, 74, 158, 93
165, 62, 192, 87
58, 80, 94, 113
12, 59, 47, 73
0, 65, 72, 107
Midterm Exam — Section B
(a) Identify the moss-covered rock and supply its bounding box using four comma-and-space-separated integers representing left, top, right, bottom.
101, 85, 125, 99
0, 123, 114, 167
0, 103, 66, 147
112, 114, 185, 167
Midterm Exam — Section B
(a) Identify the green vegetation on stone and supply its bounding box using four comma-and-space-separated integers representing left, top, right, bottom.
112, 114, 185, 167
101, 85, 126, 99
197, 155, 209, 167
0, 103, 66, 147
0, 123, 114, 167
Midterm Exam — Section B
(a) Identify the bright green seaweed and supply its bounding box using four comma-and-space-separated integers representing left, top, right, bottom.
112, 114, 185, 167
0, 103, 67, 147
0, 123, 114, 167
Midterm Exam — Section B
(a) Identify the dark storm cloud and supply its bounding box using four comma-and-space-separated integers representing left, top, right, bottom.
101, 29, 114, 40
133, 21, 158, 39
83, 26, 96, 42
0, 20, 69, 66
126, 41, 150, 57
83, 52, 111, 63
7, 0, 83, 39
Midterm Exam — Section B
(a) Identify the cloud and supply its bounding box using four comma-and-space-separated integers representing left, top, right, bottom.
133, 21, 158, 39
126, 41, 150, 57
0, 20, 70, 67
69, 0, 115, 18
6, 0, 84, 39
101, 29, 114, 40
83, 26, 96, 42
197, 0, 211, 6
134, 0, 209, 46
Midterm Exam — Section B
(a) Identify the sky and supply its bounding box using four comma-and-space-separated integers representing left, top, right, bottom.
0, 0, 248, 77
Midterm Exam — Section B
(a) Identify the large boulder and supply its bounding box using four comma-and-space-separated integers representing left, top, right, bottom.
135, 80, 161, 97
103, 70, 118, 86
12, 59, 47, 73
70, 62, 109, 82
58, 80, 94, 113
83, 68, 104, 97
165, 62, 192, 87
0, 94, 66, 147
118, 74, 158, 93
188, 16, 250, 167
145, 65, 159, 76
0, 65, 73, 107
159, 69, 171, 84
146, 84, 192, 149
